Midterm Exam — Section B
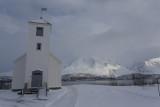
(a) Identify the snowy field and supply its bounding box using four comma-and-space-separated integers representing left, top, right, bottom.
0, 85, 160, 107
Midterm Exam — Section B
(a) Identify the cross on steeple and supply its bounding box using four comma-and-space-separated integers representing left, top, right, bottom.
40, 7, 47, 19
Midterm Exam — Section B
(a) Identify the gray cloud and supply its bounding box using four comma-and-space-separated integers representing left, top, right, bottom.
1, 0, 160, 72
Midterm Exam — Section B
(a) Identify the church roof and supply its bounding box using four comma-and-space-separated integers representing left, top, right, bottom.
29, 19, 51, 25
14, 52, 61, 64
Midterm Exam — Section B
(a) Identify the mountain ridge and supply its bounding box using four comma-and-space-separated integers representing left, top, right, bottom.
63, 57, 135, 77
133, 57, 160, 74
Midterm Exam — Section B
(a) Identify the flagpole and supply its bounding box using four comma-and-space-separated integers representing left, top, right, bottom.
41, 8, 42, 19
40, 0, 47, 19
40, 0, 43, 19
40, 7, 47, 19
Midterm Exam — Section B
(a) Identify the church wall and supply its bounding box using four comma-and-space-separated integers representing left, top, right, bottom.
48, 54, 62, 88
12, 54, 26, 90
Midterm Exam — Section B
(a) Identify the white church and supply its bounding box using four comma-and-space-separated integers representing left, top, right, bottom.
12, 18, 62, 91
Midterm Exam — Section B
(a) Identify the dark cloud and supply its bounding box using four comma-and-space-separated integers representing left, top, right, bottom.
1, 0, 160, 72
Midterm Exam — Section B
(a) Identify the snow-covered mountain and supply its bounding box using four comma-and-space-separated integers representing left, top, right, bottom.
0, 71, 12, 77
63, 57, 135, 77
133, 57, 160, 74
0, 71, 12, 81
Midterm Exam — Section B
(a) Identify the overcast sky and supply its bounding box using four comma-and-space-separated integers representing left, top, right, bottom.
1, 0, 160, 73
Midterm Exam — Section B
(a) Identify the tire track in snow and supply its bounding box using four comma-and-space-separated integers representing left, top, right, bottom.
46, 86, 78, 107
45, 87, 68, 107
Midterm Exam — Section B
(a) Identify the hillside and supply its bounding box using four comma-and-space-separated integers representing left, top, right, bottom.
133, 57, 160, 74
0, 71, 12, 77
63, 57, 135, 77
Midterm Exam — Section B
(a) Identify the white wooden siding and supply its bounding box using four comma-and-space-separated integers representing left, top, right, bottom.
12, 54, 26, 89
48, 53, 62, 88
25, 22, 52, 88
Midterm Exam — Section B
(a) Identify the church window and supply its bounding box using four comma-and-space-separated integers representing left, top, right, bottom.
36, 27, 43, 36
37, 43, 42, 50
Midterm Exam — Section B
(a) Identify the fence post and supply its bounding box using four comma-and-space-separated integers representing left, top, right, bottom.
157, 78, 160, 96
46, 83, 47, 97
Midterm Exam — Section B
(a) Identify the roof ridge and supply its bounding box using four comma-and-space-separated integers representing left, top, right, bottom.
29, 19, 51, 24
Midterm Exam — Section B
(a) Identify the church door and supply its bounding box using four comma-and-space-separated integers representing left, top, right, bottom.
31, 70, 43, 87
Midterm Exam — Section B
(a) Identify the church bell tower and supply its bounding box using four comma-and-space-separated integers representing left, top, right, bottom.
25, 19, 52, 88
12, 8, 61, 91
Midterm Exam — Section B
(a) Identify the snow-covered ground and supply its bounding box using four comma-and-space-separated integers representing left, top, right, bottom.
0, 85, 160, 107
